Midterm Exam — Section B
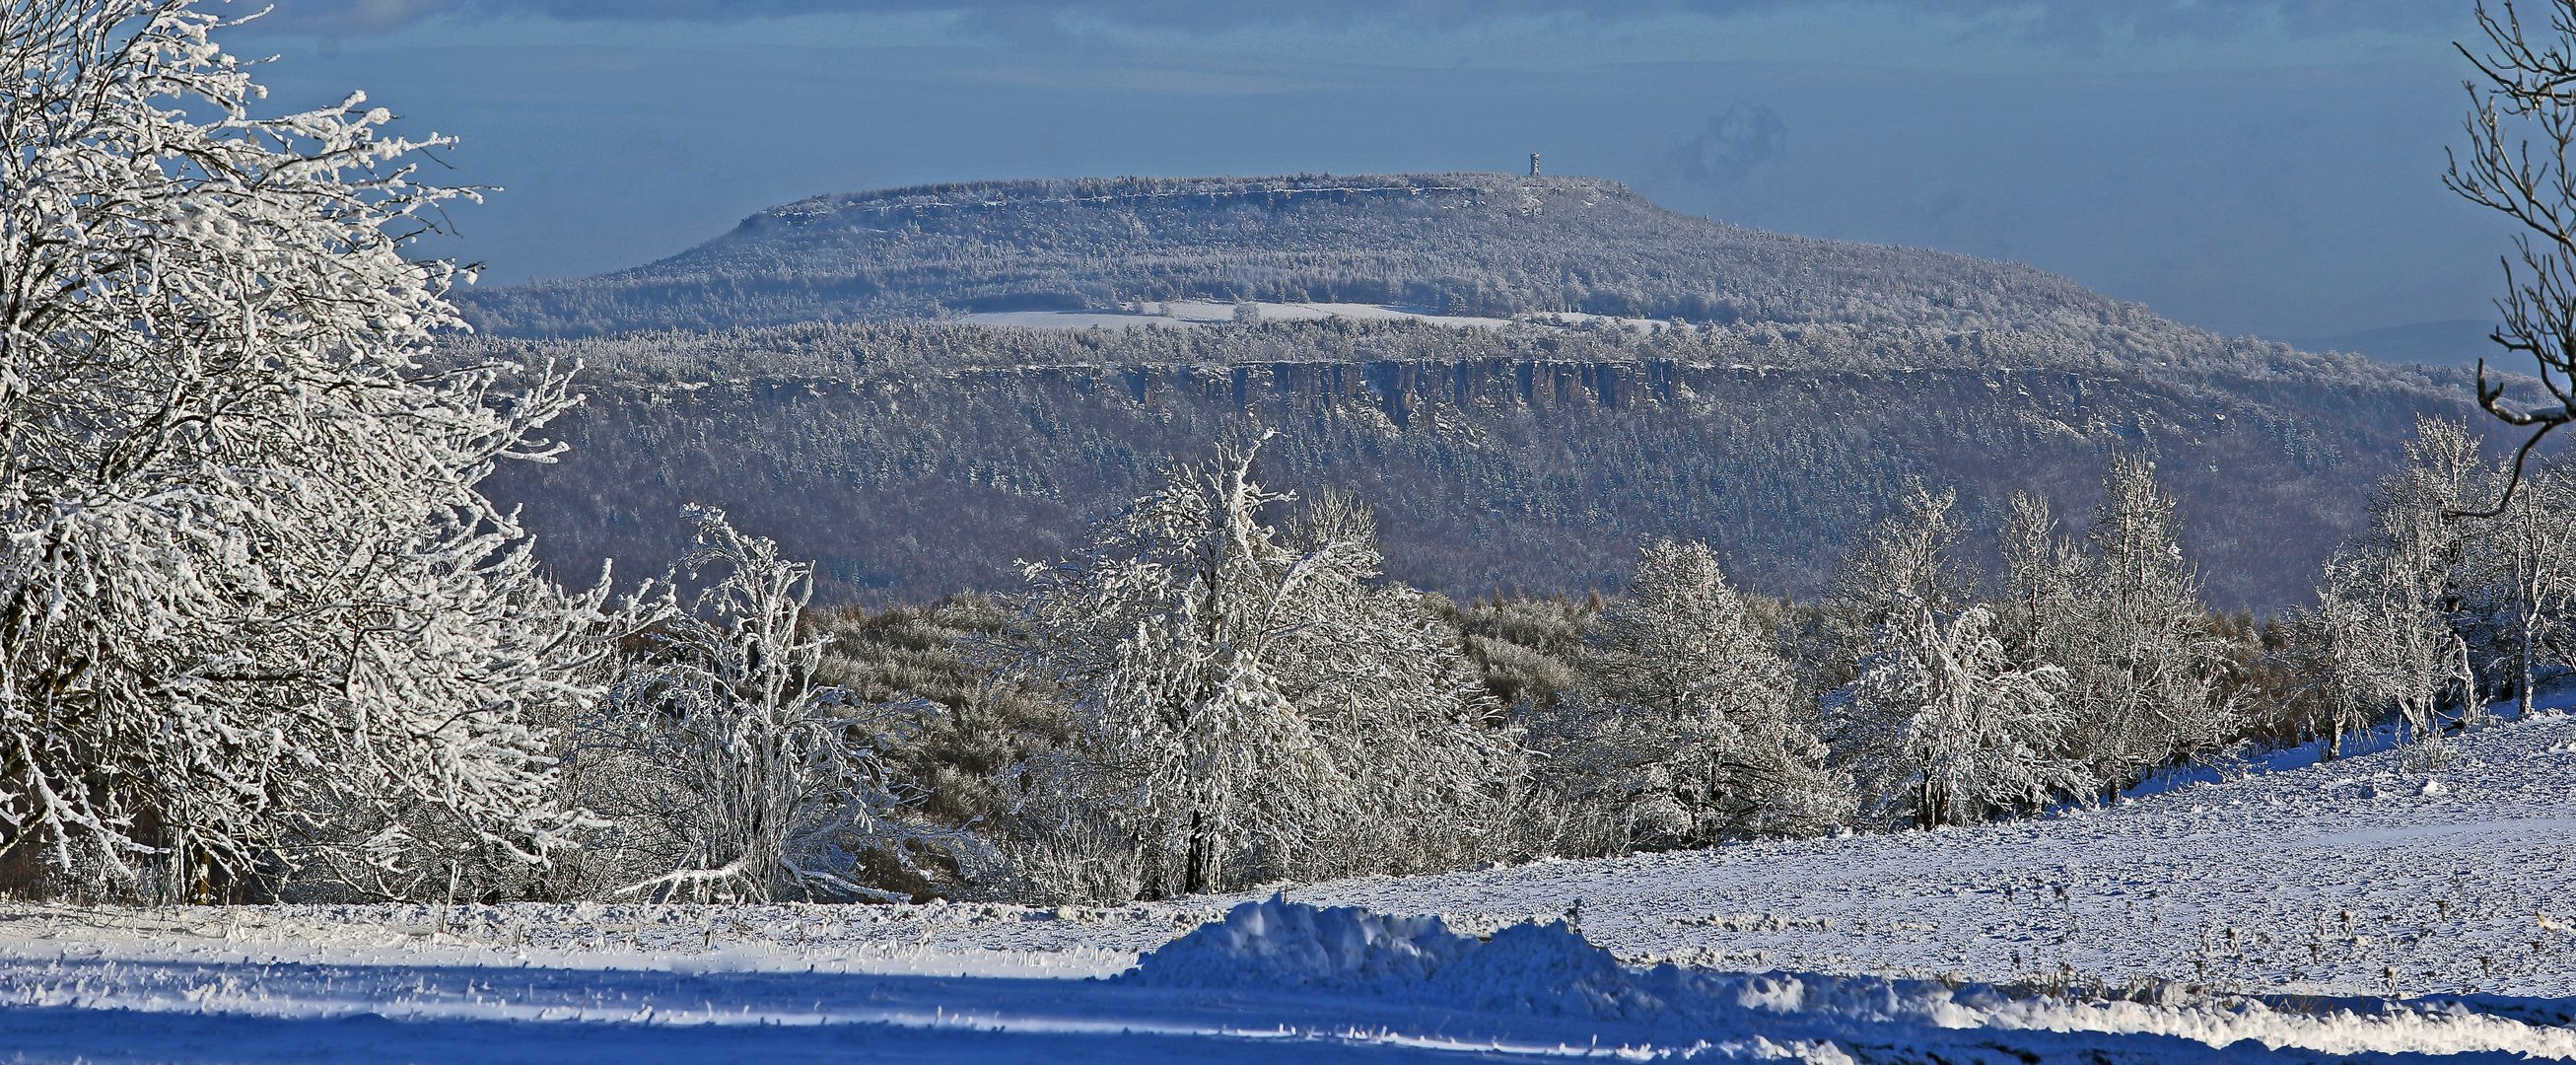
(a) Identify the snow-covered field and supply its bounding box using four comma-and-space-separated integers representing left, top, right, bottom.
6, 709, 2575, 1062
956, 299, 1663, 332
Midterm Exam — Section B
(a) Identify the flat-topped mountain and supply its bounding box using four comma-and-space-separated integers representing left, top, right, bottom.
464, 174, 2309, 372
459, 174, 2497, 608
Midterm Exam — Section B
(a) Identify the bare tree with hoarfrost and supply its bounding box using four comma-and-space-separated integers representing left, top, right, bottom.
1529, 538, 1847, 855
1820, 484, 1973, 694
1847, 605, 2085, 829
2449, 0, 2576, 508
0, 0, 631, 899
2495, 465, 2576, 714
2444, 457, 2576, 720
2051, 457, 2235, 793
583, 508, 912, 903
1007, 439, 1520, 899
2314, 420, 2492, 761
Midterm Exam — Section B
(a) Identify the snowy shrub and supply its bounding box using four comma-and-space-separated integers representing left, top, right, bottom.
0, 0, 635, 901
1440, 594, 1591, 714
582, 508, 919, 902
804, 597, 1065, 898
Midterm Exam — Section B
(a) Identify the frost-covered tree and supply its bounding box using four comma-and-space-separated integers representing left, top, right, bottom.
585, 508, 913, 903
2512, 466, 2576, 707
2449, 0, 2576, 505
1826, 483, 2084, 827
1272, 488, 1528, 881
2314, 552, 2462, 761
1820, 484, 1972, 693
1530, 539, 1846, 855
2312, 420, 2492, 760
0, 0, 631, 900
2052, 458, 2235, 792
2455, 461, 2576, 718
1847, 606, 2084, 829
1007, 440, 1520, 898
1997, 491, 2082, 670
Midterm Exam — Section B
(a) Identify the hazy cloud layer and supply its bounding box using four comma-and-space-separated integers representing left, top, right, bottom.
1671, 104, 1788, 187
251, 0, 2463, 41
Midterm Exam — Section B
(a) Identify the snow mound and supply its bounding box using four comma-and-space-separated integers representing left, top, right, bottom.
1120, 894, 1475, 992
1125, 894, 1680, 1019
1424, 919, 1681, 1019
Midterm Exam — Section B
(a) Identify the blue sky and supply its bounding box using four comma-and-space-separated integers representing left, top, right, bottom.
232, 1, 2509, 344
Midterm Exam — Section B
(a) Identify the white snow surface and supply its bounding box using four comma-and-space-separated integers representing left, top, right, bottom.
955, 299, 1656, 332
6, 709, 2576, 1061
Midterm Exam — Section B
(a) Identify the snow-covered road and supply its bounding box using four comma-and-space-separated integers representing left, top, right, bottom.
3, 710, 2572, 1062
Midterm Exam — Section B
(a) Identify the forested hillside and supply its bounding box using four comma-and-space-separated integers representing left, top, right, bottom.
475, 317, 2478, 609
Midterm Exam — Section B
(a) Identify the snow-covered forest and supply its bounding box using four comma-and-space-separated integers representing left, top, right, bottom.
798, 416, 2576, 903
464, 316, 2472, 611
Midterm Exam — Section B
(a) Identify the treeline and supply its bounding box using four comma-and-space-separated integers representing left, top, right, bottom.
781, 418, 2568, 903
454, 311, 2436, 390
10, 418, 2544, 907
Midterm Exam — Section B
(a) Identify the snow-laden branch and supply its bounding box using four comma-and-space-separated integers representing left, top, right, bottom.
0, 0, 642, 902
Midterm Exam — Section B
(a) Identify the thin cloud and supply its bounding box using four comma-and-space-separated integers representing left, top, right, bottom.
1671, 104, 1788, 188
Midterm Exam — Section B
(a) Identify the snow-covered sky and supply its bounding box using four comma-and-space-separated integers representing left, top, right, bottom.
232, 0, 2506, 341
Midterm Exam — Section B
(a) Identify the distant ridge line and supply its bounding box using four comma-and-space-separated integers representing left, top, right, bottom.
767, 182, 1494, 229
836, 184, 1485, 211
757, 178, 1511, 225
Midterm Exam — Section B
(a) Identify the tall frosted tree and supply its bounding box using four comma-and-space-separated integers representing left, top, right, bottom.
0, 0, 627, 899
2313, 420, 2492, 760
2051, 458, 2234, 792
1008, 440, 1519, 898
1997, 491, 2081, 670
1821, 484, 1973, 694
1532, 538, 1847, 854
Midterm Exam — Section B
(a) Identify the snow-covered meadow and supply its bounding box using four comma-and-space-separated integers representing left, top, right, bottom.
955, 298, 1668, 332
5, 707, 2573, 1062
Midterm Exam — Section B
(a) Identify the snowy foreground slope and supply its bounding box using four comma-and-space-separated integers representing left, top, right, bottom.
5, 711, 2576, 1062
